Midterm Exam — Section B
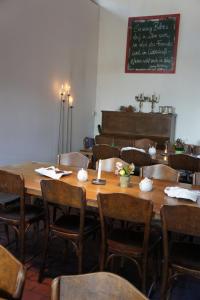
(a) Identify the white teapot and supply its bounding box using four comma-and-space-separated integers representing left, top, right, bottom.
139, 177, 153, 192
148, 146, 156, 156
77, 168, 88, 182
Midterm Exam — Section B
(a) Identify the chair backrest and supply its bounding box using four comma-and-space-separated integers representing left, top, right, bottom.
97, 193, 153, 253
0, 170, 24, 197
193, 172, 200, 185
168, 154, 200, 172
193, 145, 200, 155
0, 245, 26, 299
41, 180, 86, 209
58, 152, 89, 169
92, 144, 120, 162
140, 164, 179, 182
0, 169, 25, 218
41, 180, 86, 235
161, 205, 200, 241
135, 138, 155, 151
120, 149, 152, 167
98, 193, 153, 224
51, 272, 149, 300
97, 157, 128, 172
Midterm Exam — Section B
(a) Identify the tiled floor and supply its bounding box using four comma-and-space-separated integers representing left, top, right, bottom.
22, 269, 51, 300
1, 226, 200, 299
1, 227, 100, 300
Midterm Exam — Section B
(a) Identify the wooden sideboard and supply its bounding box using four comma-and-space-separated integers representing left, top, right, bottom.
95, 111, 176, 149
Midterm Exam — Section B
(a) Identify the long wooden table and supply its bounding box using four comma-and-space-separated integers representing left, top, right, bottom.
1, 162, 199, 216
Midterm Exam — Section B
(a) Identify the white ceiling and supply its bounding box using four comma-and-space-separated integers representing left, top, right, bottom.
90, 0, 119, 9
89, 0, 129, 17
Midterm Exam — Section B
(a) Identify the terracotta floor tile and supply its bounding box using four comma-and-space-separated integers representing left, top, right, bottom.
24, 279, 38, 291
27, 270, 39, 281
23, 289, 51, 300
32, 283, 51, 296
42, 277, 52, 286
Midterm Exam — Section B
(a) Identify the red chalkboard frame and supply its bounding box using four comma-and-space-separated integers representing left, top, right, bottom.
125, 14, 180, 74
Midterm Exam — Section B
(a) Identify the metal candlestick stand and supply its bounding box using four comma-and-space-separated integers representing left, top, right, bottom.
135, 94, 149, 112
148, 94, 160, 113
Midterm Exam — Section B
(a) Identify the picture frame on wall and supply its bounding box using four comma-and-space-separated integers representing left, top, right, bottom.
125, 14, 180, 73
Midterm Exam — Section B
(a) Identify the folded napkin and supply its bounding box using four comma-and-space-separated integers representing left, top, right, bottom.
164, 186, 200, 202
121, 147, 145, 153
35, 166, 72, 180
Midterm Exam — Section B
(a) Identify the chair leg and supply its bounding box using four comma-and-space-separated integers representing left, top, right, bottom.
4, 224, 10, 244
38, 226, 49, 282
53, 207, 57, 223
78, 242, 83, 274
141, 259, 147, 294
161, 260, 169, 300
20, 227, 25, 264
99, 246, 106, 271
110, 255, 115, 272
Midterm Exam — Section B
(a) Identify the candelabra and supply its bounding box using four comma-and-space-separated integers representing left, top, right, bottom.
148, 93, 160, 113
135, 93, 149, 112
57, 83, 74, 156
58, 85, 66, 156
67, 96, 74, 152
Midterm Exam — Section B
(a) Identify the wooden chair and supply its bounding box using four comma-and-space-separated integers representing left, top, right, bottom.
97, 193, 160, 294
135, 138, 156, 151
92, 144, 120, 168
39, 180, 99, 282
161, 205, 200, 300
58, 152, 89, 169
168, 154, 200, 172
193, 172, 200, 185
0, 245, 26, 300
121, 149, 152, 167
0, 170, 45, 263
97, 157, 128, 172
121, 149, 152, 175
168, 154, 200, 183
51, 272, 149, 300
140, 164, 180, 182
193, 145, 200, 155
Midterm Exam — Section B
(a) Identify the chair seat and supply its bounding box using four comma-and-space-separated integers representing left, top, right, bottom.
170, 242, 200, 270
0, 204, 44, 223
108, 228, 160, 257
0, 192, 20, 207
52, 214, 99, 235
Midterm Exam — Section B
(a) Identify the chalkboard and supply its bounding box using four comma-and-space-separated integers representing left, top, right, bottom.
125, 14, 180, 73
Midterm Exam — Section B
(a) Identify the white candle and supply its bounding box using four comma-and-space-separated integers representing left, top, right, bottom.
97, 159, 102, 180
67, 84, 71, 95
69, 96, 73, 107
60, 84, 65, 100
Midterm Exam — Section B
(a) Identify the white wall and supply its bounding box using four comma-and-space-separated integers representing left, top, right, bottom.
95, 0, 200, 144
0, 0, 99, 164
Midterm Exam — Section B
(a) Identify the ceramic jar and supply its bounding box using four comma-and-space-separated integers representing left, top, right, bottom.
77, 168, 88, 182
139, 177, 153, 192
148, 146, 156, 156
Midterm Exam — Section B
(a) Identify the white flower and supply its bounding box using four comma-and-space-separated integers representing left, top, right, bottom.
116, 162, 123, 170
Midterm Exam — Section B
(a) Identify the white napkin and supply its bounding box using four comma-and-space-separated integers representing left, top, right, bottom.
35, 166, 72, 180
197, 155, 200, 159
121, 147, 145, 153
164, 186, 200, 202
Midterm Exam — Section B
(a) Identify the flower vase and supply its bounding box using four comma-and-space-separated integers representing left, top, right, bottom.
120, 176, 130, 188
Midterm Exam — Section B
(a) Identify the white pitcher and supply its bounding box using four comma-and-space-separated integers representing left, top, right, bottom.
148, 146, 156, 156
77, 168, 88, 182
139, 177, 153, 192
